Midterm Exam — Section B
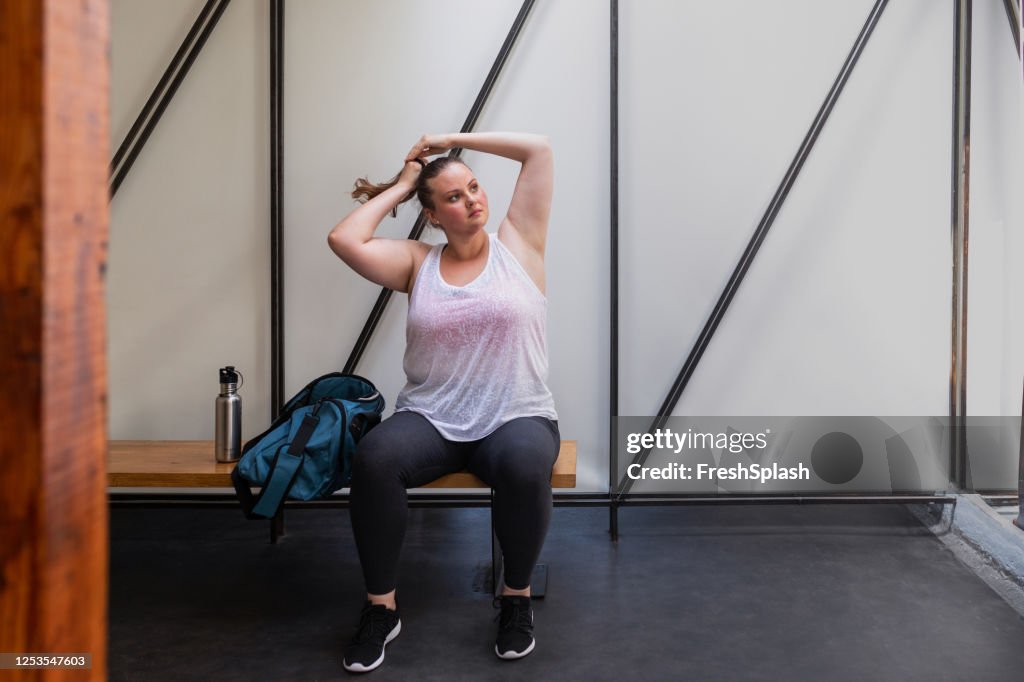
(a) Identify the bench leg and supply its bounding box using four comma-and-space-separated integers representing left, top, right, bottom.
609, 499, 619, 542
531, 564, 548, 598
270, 507, 285, 544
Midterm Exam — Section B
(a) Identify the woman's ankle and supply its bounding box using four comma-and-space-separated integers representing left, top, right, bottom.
500, 583, 531, 598
367, 590, 397, 610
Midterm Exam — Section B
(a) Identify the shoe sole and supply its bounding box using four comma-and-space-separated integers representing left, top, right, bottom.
343, 620, 401, 673
495, 638, 535, 660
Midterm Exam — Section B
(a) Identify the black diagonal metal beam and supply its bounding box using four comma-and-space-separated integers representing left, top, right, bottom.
271, 0, 285, 416
110, 0, 216, 174
1002, 0, 1021, 56
342, 0, 537, 375
109, 0, 232, 197
615, 0, 891, 500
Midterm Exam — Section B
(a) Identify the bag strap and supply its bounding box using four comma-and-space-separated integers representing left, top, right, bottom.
231, 465, 260, 519
241, 386, 311, 455
233, 410, 321, 519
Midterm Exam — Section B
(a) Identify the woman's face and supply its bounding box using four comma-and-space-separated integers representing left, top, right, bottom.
425, 163, 489, 236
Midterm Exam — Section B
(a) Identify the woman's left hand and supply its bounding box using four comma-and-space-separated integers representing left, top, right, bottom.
406, 134, 452, 162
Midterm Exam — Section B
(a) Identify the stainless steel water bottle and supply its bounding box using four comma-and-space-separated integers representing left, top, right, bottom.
215, 366, 243, 462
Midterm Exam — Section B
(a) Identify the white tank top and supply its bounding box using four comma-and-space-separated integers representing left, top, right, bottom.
395, 232, 557, 441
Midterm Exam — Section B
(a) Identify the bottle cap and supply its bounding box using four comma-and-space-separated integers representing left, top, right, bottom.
220, 366, 241, 385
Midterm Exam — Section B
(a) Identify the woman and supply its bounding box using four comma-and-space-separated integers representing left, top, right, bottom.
327, 132, 560, 672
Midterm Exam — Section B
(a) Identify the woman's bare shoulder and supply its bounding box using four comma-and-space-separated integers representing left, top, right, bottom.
406, 240, 435, 294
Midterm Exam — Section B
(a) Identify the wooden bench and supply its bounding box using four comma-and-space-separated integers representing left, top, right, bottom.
108, 439, 577, 596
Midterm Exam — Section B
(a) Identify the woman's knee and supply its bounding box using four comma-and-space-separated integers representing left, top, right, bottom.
489, 446, 554, 492
350, 433, 403, 485
475, 424, 556, 490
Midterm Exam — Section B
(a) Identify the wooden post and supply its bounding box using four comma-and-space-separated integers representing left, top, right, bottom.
0, 0, 109, 678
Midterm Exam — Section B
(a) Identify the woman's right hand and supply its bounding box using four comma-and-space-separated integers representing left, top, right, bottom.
396, 158, 425, 190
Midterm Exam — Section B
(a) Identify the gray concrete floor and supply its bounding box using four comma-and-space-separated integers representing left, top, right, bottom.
109, 503, 1024, 681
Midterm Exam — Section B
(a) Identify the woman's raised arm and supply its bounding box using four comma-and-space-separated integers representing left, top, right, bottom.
327, 160, 429, 293
408, 132, 553, 255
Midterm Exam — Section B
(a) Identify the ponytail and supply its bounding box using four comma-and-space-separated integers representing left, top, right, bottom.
351, 156, 470, 219
351, 172, 415, 218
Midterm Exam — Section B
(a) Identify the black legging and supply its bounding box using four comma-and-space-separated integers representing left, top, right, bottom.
349, 410, 560, 594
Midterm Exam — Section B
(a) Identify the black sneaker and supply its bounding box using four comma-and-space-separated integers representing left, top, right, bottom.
343, 601, 401, 673
493, 595, 535, 659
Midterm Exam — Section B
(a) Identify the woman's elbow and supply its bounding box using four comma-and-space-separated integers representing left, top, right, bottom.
530, 136, 552, 164
327, 229, 354, 260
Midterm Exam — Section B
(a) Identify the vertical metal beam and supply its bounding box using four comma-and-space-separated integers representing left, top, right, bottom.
1015, 380, 1024, 530
950, 0, 972, 490
270, 0, 285, 416
615, 0, 891, 499
609, 0, 620, 541
109, 0, 232, 197
342, 0, 537, 375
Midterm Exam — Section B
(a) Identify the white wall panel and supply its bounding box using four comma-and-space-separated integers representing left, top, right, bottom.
620, 0, 951, 418
284, 0, 610, 490
109, 0, 271, 440
968, 0, 1023, 417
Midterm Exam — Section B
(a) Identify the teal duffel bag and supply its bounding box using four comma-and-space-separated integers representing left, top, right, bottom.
231, 373, 385, 519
